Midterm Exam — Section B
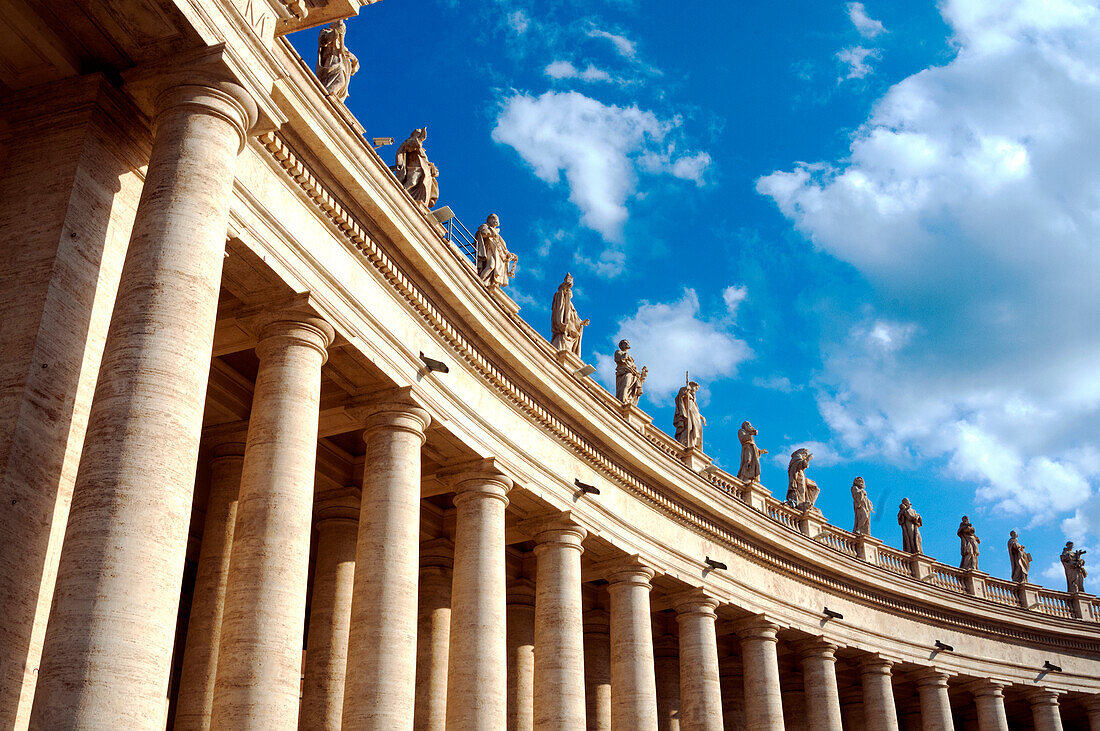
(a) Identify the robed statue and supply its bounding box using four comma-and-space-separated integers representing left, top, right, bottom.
851, 476, 873, 535
550, 273, 589, 355
614, 339, 647, 406
673, 376, 705, 450
1008, 530, 1031, 583
317, 20, 359, 101
394, 128, 438, 206
736, 422, 767, 482
475, 214, 517, 289
1062, 541, 1088, 593
898, 498, 923, 554
957, 516, 980, 571
786, 448, 820, 510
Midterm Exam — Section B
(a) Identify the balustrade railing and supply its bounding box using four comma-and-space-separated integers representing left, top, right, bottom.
985, 577, 1022, 608
765, 499, 801, 531
1091, 600, 1100, 622
1035, 590, 1075, 619
929, 565, 967, 594
705, 472, 744, 501
878, 546, 912, 577
816, 524, 858, 557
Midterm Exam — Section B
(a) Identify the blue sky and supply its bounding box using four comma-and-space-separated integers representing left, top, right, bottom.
288, 0, 1100, 589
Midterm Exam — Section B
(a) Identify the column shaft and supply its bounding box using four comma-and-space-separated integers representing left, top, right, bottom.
175, 442, 245, 730
583, 610, 612, 731
654, 637, 681, 731
798, 640, 843, 731
860, 657, 900, 731
606, 562, 659, 731
532, 520, 587, 731
1028, 690, 1064, 731
415, 544, 453, 731
719, 655, 745, 731
211, 315, 334, 729
445, 472, 512, 729
915, 671, 954, 731
29, 77, 256, 730
676, 595, 723, 731
299, 489, 360, 731
735, 618, 785, 730
507, 582, 536, 731
1084, 696, 1100, 731
342, 402, 430, 731
970, 682, 1008, 731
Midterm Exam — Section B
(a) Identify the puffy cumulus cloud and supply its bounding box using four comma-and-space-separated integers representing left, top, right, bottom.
847, 2, 886, 38
544, 60, 613, 83
593, 288, 752, 405
837, 46, 880, 80
493, 91, 711, 244
759, 0, 1100, 538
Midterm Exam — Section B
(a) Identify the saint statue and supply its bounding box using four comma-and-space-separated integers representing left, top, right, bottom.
475, 214, 518, 289
1008, 530, 1032, 583
736, 422, 767, 482
394, 128, 438, 206
785, 448, 820, 510
316, 20, 359, 102
957, 516, 980, 571
673, 376, 705, 450
1062, 541, 1088, 593
614, 339, 647, 406
897, 498, 923, 554
550, 273, 589, 356
851, 476, 873, 535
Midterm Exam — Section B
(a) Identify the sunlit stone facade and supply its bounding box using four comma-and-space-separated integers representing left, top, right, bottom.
1, 1, 1098, 729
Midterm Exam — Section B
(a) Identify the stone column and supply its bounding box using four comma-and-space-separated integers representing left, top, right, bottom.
915, 669, 954, 731
29, 68, 257, 730
210, 312, 335, 729
719, 652, 745, 731
299, 487, 361, 731
674, 592, 723, 731
175, 441, 245, 731
798, 639, 843, 731
734, 616, 785, 730
840, 688, 867, 731
414, 539, 454, 731
967, 680, 1008, 731
583, 609, 612, 731
1084, 694, 1100, 731
654, 635, 681, 731
445, 468, 512, 729
530, 516, 588, 730
860, 656, 900, 731
1027, 688, 1064, 731
605, 558, 659, 731
341, 396, 430, 731
507, 578, 536, 731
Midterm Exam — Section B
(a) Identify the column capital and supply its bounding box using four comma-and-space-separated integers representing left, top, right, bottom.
669, 587, 720, 618
795, 637, 839, 661
859, 653, 901, 676
594, 554, 656, 587
583, 608, 609, 634
912, 667, 954, 689
507, 578, 536, 607
1024, 687, 1064, 705
350, 387, 432, 443
443, 458, 513, 507
521, 511, 588, 551
653, 634, 679, 658
1083, 693, 1100, 711
962, 678, 1009, 698
420, 537, 455, 572
315, 486, 361, 523
732, 614, 782, 641
254, 308, 336, 364
210, 440, 247, 460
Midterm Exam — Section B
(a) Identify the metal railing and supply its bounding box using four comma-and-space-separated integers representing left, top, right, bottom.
441, 215, 477, 264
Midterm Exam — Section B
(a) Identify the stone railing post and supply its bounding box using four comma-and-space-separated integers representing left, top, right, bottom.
963, 569, 990, 599
910, 554, 936, 581
857, 534, 883, 564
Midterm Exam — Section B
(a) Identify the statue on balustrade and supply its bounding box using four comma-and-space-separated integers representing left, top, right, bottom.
897, 498, 923, 554
736, 422, 767, 482
957, 516, 981, 571
317, 20, 359, 102
1062, 541, 1088, 593
673, 376, 705, 450
550, 273, 589, 356
614, 339, 647, 406
1008, 530, 1032, 583
851, 476, 873, 535
394, 128, 438, 206
785, 448, 820, 511
475, 214, 518, 289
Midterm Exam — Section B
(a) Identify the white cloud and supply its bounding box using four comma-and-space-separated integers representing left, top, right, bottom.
837, 46, 880, 80
507, 9, 530, 35
754, 375, 800, 393
772, 441, 844, 468
493, 91, 710, 244
593, 288, 752, 405
544, 60, 613, 83
758, 0, 1100, 541
847, 2, 886, 38
588, 28, 637, 60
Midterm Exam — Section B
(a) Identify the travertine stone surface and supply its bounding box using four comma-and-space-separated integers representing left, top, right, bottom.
507, 579, 536, 731
654, 635, 681, 731
968, 680, 1009, 731
446, 470, 512, 729
415, 539, 454, 731
719, 653, 746, 731
860, 656, 900, 731
29, 76, 257, 730
798, 639, 843, 731
674, 593, 723, 731
734, 616, 785, 730
0, 76, 142, 730
211, 313, 335, 730
300, 487, 361, 731
1027, 688, 1064, 731
176, 442, 246, 731
342, 401, 430, 730
1083, 695, 1100, 731
530, 517, 588, 731
915, 670, 954, 731
583, 609, 612, 731
605, 559, 659, 731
